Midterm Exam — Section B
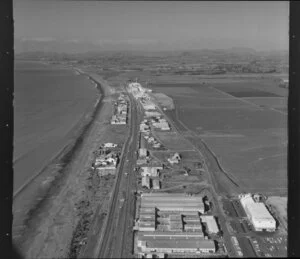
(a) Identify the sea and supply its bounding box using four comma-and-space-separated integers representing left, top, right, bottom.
14, 61, 99, 193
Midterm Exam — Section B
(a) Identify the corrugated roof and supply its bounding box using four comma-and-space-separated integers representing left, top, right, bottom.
144, 239, 215, 249
246, 202, 275, 220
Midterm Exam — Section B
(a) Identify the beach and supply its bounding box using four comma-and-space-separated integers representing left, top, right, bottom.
14, 61, 99, 194
13, 65, 117, 258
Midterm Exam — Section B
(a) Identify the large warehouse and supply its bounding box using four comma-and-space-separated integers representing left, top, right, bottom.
239, 194, 276, 232
137, 235, 215, 254
140, 193, 205, 213
135, 193, 217, 257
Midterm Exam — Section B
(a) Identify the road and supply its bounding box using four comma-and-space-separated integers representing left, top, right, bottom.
96, 91, 140, 258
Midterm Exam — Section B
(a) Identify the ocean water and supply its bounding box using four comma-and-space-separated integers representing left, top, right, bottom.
14, 61, 98, 192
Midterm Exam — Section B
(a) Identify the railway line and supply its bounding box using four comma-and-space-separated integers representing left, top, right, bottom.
96, 90, 140, 258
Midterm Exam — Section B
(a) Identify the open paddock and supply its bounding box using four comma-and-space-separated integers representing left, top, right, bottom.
202, 129, 287, 193
152, 84, 229, 98
152, 92, 175, 109
241, 97, 287, 108
153, 77, 287, 194
179, 150, 201, 161
153, 131, 194, 150
214, 86, 281, 98
173, 95, 253, 109
151, 85, 199, 95
208, 80, 287, 98
178, 108, 286, 132
266, 196, 287, 230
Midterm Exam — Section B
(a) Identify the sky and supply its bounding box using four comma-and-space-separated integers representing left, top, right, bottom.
14, 0, 289, 52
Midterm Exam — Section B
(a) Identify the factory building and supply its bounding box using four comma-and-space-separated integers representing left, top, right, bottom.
138, 221, 156, 232
103, 143, 118, 148
145, 111, 162, 117
140, 167, 162, 177
200, 215, 219, 234
137, 238, 215, 254
140, 193, 205, 214
135, 193, 217, 257
152, 179, 160, 190
142, 176, 151, 189
239, 194, 276, 232
139, 148, 148, 158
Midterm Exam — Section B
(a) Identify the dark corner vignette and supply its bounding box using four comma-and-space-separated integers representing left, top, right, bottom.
289, 1, 300, 258
0, 0, 15, 258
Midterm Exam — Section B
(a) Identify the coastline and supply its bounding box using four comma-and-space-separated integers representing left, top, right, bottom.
13, 67, 104, 197
13, 68, 112, 256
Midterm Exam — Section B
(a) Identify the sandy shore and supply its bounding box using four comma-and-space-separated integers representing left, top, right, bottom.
12, 71, 117, 258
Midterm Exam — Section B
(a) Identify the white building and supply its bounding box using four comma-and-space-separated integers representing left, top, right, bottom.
152, 179, 160, 190
142, 176, 151, 189
167, 153, 181, 164
139, 148, 148, 158
103, 143, 117, 148
141, 167, 162, 177
239, 194, 276, 232
200, 215, 219, 234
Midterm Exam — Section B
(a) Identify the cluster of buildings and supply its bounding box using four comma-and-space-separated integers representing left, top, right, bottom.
111, 94, 128, 125
134, 193, 219, 257
151, 117, 170, 131
92, 143, 120, 176
141, 176, 160, 190
239, 193, 276, 232
128, 83, 170, 131
140, 166, 163, 190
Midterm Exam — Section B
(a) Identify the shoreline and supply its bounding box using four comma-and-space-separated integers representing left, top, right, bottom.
13, 67, 104, 197
13, 69, 113, 257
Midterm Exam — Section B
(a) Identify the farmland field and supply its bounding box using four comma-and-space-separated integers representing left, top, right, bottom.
153, 131, 194, 150
150, 78, 287, 195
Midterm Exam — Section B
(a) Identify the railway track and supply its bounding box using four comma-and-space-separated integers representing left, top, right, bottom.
96, 93, 137, 258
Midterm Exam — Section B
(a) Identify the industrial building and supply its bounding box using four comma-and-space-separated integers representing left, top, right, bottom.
111, 95, 128, 125
140, 167, 162, 177
92, 145, 120, 176
145, 111, 162, 117
103, 143, 118, 148
137, 158, 148, 165
152, 179, 160, 190
239, 194, 276, 232
137, 236, 215, 254
134, 193, 217, 257
139, 148, 148, 158
140, 193, 205, 214
142, 176, 151, 189
200, 215, 219, 234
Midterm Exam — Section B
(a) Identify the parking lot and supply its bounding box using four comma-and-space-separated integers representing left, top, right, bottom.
248, 236, 288, 257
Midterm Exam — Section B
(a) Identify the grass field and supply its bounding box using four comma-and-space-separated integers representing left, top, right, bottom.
153, 131, 194, 150
266, 196, 287, 230
150, 77, 287, 195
